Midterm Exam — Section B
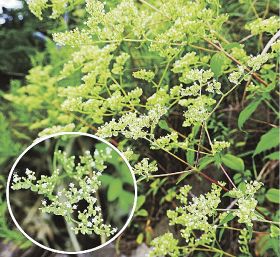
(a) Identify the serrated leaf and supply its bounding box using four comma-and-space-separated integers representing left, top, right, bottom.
107, 179, 122, 202
222, 154, 244, 172
266, 188, 280, 204
210, 52, 227, 77
238, 99, 262, 130
254, 128, 280, 156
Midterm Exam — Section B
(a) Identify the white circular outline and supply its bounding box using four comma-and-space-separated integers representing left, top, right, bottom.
6, 132, 138, 255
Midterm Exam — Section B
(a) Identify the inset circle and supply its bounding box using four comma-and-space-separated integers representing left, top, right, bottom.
6, 132, 137, 254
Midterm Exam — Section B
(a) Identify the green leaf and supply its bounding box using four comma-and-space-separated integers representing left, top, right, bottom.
176, 170, 192, 185
218, 228, 225, 242
265, 151, 280, 160
254, 128, 280, 156
186, 145, 195, 166
136, 195, 146, 211
257, 235, 280, 256
210, 52, 227, 77
221, 154, 245, 172
119, 191, 134, 211
158, 120, 171, 132
238, 99, 262, 130
266, 188, 280, 204
270, 225, 280, 238
219, 212, 235, 225
99, 174, 114, 186
136, 233, 144, 244
107, 179, 122, 202
136, 209, 148, 217
199, 156, 215, 170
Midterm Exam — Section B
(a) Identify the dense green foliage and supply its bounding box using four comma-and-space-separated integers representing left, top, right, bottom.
0, 0, 279, 256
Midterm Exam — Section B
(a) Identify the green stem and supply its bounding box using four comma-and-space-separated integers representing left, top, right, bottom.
65, 219, 81, 252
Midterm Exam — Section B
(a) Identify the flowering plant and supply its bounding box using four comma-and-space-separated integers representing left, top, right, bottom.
1, 0, 279, 255
12, 148, 117, 237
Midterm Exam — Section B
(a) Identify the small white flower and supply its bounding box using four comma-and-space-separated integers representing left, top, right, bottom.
42, 183, 48, 188
87, 221, 93, 227
69, 183, 75, 188
66, 203, 71, 208
73, 204, 77, 210
25, 168, 32, 175
91, 217, 97, 223
42, 200, 47, 206
13, 174, 20, 183
95, 206, 101, 212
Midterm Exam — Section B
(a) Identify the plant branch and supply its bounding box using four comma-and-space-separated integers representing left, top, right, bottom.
204, 38, 268, 87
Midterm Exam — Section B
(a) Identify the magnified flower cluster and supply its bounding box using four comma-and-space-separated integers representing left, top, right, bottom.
12, 148, 117, 237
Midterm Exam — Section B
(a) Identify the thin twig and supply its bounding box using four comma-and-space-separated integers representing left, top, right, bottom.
151, 169, 193, 177
261, 30, 280, 54
220, 165, 237, 188
204, 38, 268, 87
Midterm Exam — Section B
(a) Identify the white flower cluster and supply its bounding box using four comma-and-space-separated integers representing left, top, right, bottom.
247, 53, 271, 71
112, 53, 130, 75
228, 66, 245, 84
12, 148, 117, 237
28, 0, 79, 20
179, 96, 216, 127
229, 181, 263, 227
97, 105, 167, 139
245, 16, 280, 35
132, 69, 155, 82
53, 28, 92, 47
212, 140, 231, 155
133, 158, 158, 179
272, 40, 280, 53
85, 0, 145, 41
38, 123, 75, 137
149, 232, 179, 257
172, 52, 199, 74
166, 183, 224, 251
